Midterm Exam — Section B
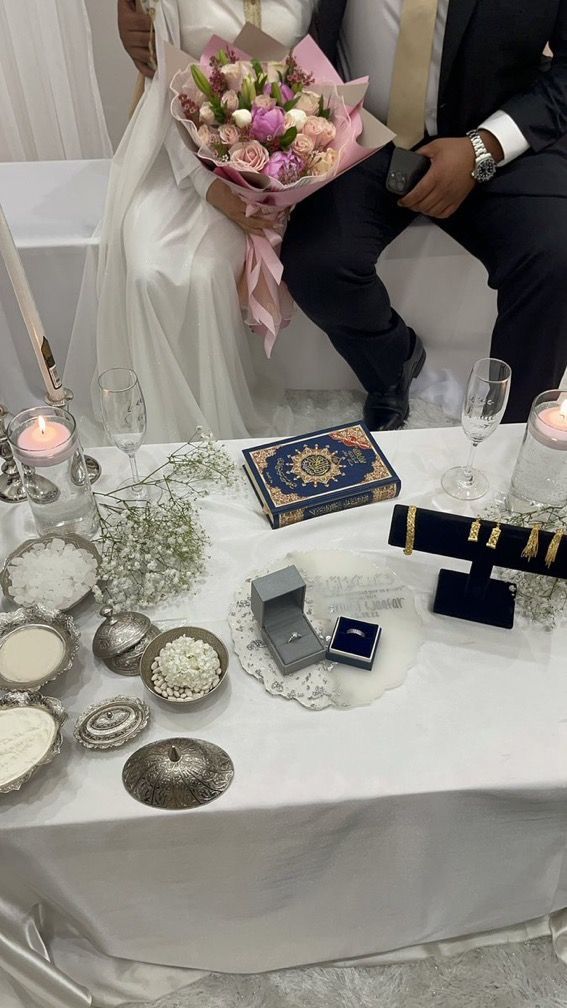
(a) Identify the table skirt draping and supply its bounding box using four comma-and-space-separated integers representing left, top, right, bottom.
2, 427, 567, 1007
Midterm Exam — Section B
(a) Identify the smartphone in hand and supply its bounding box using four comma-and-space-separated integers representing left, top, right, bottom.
386, 148, 431, 197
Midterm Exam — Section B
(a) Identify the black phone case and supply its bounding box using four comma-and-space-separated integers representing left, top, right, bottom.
386, 149, 430, 196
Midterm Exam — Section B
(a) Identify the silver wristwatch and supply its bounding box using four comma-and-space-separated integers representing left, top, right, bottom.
466, 130, 497, 183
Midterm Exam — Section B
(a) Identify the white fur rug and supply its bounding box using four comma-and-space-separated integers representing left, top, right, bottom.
126, 938, 567, 1008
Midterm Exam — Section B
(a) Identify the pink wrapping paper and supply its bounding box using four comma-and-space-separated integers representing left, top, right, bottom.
168, 30, 394, 354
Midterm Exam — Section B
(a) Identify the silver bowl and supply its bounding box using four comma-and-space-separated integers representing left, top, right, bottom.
0, 691, 67, 794
1, 533, 100, 612
140, 627, 229, 708
0, 605, 80, 692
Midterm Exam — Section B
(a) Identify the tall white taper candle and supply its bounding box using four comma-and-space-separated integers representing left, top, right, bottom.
0, 202, 63, 401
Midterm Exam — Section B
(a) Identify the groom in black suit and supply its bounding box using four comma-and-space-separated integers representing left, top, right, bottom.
284, 0, 567, 427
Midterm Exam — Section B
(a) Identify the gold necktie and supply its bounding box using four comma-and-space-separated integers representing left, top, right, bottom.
243, 0, 262, 28
387, 0, 439, 149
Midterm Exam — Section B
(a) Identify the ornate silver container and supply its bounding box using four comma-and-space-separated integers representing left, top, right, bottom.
74, 696, 150, 750
0, 605, 80, 692
93, 607, 160, 677
139, 626, 229, 707
0, 692, 67, 794
122, 737, 234, 810
1, 533, 100, 611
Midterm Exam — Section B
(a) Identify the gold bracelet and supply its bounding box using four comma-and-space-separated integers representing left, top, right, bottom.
404, 505, 417, 556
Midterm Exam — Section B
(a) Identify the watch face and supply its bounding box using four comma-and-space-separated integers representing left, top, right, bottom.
475, 156, 496, 183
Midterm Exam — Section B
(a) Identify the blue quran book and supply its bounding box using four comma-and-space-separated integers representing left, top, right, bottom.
242, 422, 401, 529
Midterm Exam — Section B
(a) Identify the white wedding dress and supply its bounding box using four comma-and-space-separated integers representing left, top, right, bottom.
66, 0, 315, 443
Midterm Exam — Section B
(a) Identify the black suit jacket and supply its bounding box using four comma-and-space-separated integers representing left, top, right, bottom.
309, 0, 567, 196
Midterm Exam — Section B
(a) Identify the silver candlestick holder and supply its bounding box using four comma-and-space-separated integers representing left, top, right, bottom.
45, 387, 101, 485
0, 405, 26, 503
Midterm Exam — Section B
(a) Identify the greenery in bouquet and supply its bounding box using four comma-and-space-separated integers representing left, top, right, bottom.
93, 431, 238, 610
175, 48, 339, 184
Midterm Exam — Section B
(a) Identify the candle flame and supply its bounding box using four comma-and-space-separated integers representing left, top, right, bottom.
38, 416, 46, 435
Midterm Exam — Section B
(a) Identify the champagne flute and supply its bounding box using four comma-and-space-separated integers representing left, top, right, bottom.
98, 368, 151, 500
442, 357, 511, 501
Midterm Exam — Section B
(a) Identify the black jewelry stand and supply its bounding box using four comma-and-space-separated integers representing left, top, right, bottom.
388, 505, 567, 630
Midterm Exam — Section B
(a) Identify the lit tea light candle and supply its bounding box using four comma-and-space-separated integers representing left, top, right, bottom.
535, 398, 567, 446
0, 625, 65, 686
15, 414, 74, 466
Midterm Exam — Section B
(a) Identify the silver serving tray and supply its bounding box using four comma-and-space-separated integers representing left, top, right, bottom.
140, 627, 229, 708
0, 692, 67, 794
0, 605, 80, 692
1, 533, 100, 612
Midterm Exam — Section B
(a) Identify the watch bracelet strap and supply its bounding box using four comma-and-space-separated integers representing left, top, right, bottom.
467, 129, 491, 162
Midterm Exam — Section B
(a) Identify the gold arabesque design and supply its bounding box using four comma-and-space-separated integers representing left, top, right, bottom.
362, 457, 392, 483
404, 505, 417, 557
280, 509, 306, 528
289, 445, 343, 488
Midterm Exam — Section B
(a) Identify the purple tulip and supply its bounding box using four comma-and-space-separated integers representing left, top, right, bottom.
251, 105, 286, 143
264, 82, 295, 104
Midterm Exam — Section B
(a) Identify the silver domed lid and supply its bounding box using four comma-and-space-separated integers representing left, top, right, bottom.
122, 737, 234, 810
93, 607, 151, 660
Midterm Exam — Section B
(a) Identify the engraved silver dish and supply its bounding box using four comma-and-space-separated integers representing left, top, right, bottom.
0, 691, 67, 794
74, 695, 150, 751
0, 605, 80, 691
122, 737, 234, 809
140, 627, 229, 708
1, 533, 100, 611
93, 607, 160, 677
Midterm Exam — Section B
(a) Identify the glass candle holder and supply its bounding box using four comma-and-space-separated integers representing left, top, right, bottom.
8, 407, 100, 538
508, 390, 567, 511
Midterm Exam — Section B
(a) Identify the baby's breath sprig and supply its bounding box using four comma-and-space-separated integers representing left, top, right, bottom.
93, 430, 238, 610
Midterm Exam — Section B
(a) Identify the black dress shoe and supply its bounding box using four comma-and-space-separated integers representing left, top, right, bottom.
363, 332, 426, 431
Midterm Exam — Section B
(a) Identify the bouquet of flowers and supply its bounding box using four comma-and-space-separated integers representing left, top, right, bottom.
167, 27, 393, 354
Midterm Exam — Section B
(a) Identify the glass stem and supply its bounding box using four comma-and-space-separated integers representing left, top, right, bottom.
129, 453, 144, 496
463, 442, 478, 485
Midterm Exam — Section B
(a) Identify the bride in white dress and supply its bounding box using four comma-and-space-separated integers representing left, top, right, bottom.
73, 0, 316, 443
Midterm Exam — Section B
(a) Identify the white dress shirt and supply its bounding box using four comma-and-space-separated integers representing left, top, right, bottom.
338, 0, 529, 164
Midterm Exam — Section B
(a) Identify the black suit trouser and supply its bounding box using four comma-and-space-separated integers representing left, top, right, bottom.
281, 144, 567, 423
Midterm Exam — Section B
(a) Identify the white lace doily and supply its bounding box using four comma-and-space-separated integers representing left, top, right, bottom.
228, 550, 425, 710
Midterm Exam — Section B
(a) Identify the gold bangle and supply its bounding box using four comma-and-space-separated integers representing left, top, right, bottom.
404, 505, 417, 556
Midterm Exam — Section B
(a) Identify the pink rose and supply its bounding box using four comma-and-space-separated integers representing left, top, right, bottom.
219, 124, 240, 146
197, 125, 214, 146
266, 61, 286, 83
221, 90, 239, 114
291, 133, 315, 159
199, 102, 216, 125
295, 90, 320, 116
229, 140, 270, 173
303, 116, 336, 149
221, 61, 253, 91
308, 148, 339, 177
251, 105, 286, 143
254, 94, 277, 111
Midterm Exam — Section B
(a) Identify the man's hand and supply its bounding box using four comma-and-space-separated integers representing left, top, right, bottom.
206, 180, 268, 234
118, 0, 155, 79
398, 138, 477, 219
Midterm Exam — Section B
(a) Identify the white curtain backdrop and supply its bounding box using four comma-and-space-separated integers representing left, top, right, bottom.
0, 0, 112, 161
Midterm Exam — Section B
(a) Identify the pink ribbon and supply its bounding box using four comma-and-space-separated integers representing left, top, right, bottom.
237, 208, 294, 357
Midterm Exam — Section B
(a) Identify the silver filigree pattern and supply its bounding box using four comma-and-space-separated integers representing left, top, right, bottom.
122, 738, 234, 809
0, 605, 80, 691
74, 696, 150, 751
0, 691, 67, 794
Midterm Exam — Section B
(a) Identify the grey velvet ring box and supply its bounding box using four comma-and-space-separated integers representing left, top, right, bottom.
251, 565, 326, 676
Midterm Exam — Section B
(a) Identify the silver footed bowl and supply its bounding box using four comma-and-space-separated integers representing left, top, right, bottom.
0, 605, 80, 692
0, 691, 67, 794
1, 533, 101, 612
140, 627, 229, 708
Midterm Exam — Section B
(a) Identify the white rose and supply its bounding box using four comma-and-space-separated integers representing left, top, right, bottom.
199, 102, 216, 125
284, 108, 308, 132
232, 108, 253, 129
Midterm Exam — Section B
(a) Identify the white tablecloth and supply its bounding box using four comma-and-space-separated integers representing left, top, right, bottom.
2, 425, 567, 1008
